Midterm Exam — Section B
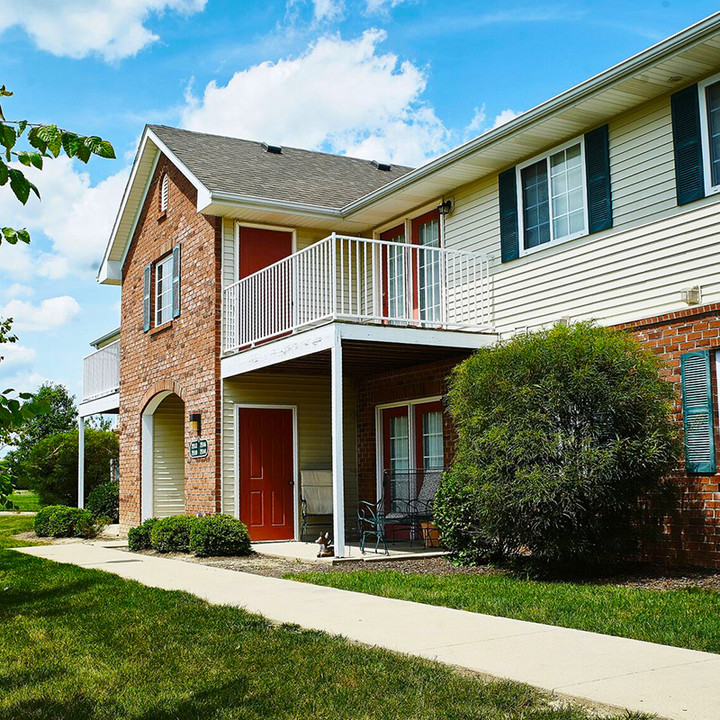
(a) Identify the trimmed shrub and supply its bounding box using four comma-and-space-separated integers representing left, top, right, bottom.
86, 481, 119, 522
189, 514, 251, 557
34, 505, 97, 538
127, 518, 157, 552
34, 505, 61, 537
150, 515, 195, 553
435, 322, 680, 570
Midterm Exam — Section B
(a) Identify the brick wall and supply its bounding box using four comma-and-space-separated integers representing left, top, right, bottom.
617, 303, 720, 568
118, 155, 222, 528
356, 356, 468, 503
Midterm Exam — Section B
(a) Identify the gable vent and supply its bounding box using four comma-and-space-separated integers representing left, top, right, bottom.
261, 142, 282, 154
372, 160, 392, 171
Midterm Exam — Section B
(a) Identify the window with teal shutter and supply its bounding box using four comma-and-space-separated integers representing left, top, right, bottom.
142, 264, 151, 332
171, 244, 181, 319
681, 350, 716, 474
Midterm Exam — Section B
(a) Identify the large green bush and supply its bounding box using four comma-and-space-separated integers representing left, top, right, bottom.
150, 515, 195, 553
434, 322, 680, 569
23, 428, 118, 507
34, 505, 96, 538
87, 481, 119, 522
189, 514, 251, 557
128, 518, 157, 551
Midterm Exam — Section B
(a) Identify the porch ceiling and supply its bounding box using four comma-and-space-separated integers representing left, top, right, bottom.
238, 340, 473, 378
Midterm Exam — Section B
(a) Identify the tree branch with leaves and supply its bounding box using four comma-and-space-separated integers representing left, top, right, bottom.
0, 84, 115, 508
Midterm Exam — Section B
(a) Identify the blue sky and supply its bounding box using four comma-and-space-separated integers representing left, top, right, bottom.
0, 0, 718, 403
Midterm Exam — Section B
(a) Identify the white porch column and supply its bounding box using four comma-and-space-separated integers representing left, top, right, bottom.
331, 333, 346, 557
77, 416, 85, 509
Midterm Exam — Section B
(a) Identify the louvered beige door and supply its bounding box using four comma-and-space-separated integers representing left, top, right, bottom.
153, 394, 185, 517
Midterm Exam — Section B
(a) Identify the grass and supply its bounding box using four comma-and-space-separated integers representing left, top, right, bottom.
4, 490, 41, 513
0, 517, 649, 720
288, 567, 720, 654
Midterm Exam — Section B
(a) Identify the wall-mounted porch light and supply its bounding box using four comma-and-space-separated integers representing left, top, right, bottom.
189, 412, 202, 436
437, 199, 453, 216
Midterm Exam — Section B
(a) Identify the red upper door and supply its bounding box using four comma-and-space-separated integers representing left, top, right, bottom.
238, 227, 292, 278
410, 210, 441, 324
380, 224, 406, 321
239, 407, 294, 541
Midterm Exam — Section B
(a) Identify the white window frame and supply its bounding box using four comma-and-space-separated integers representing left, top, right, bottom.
516, 135, 589, 257
698, 71, 720, 197
155, 254, 173, 327
374, 395, 443, 501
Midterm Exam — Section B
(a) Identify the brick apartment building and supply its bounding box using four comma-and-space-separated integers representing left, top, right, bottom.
78, 12, 720, 565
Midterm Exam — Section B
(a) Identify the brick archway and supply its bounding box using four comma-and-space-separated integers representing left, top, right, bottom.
140, 379, 187, 415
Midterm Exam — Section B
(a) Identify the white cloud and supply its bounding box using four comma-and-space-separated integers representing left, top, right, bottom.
313, 0, 343, 22
491, 108, 520, 129
0, 156, 129, 280
182, 29, 450, 166
2, 283, 34, 300
464, 106, 486, 137
0, 296, 81, 332
0, 0, 207, 61
365, 0, 412, 14
0, 342, 36, 366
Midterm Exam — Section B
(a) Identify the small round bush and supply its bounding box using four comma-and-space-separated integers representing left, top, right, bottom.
189, 514, 251, 557
35, 505, 96, 538
86, 481, 119, 522
150, 515, 195, 553
34, 505, 61, 537
127, 517, 157, 551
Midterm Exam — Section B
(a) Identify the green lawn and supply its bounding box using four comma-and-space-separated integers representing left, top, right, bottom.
0, 518, 648, 720
288, 568, 720, 654
4, 490, 41, 512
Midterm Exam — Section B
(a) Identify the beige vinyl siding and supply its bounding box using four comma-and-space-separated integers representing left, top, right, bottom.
153, 394, 185, 517
222, 373, 358, 524
443, 91, 720, 334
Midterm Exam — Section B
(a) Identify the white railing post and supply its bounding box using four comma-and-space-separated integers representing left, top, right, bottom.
330, 232, 338, 320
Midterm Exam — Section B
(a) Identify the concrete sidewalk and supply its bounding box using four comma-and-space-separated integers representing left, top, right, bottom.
16, 542, 720, 720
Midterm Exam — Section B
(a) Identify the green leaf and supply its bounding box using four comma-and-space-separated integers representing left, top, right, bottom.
27, 127, 47, 155
17, 119, 27, 135
16, 228, 30, 244
34, 125, 62, 157
0, 160, 7, 186
0, 124, 16, 152
95, 140, 116, 159
61, 131, 80, 159
8, 168, 31, 204
0, 86, 13, 98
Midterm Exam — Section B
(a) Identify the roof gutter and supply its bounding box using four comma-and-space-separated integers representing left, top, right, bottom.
206, 190, 344, 219
341, 10, 720, 217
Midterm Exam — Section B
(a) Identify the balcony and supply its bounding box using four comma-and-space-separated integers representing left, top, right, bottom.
223, 234, 490, 354
80, 340, 120, 414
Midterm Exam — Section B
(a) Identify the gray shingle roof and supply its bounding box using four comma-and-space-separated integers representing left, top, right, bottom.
149, 125, 414, 210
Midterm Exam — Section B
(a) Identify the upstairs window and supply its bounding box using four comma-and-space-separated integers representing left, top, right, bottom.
498, 125, 611, 263
143, 244, 181, 332
155, 254, 173, 326
160, 173, 169, 213
518, 140, 587, 253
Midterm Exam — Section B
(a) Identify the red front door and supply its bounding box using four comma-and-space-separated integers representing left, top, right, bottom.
239, 407, 294, 541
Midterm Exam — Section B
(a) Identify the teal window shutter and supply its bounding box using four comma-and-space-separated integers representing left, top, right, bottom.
681, 350, 716, 474
142, 264, 151, 332
171, 244, 181, 319
584, 124, 612, 233
671, 84, 705, 206
498, 167, 519, 263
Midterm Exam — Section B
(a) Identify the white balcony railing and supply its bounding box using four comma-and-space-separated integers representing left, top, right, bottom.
82, 340, 120, 402
223, 234, 490, 354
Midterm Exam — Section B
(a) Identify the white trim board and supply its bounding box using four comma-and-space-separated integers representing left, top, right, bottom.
220, 322, 497, 379
78, 392, 120, 418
